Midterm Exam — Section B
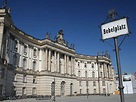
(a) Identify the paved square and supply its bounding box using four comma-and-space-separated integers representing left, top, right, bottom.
4, 94, 136, 102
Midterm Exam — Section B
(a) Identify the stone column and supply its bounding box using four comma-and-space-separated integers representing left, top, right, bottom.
54, 51, 56, 72
0, 22, 4, 56
19, 44, 23, 67
103, 63, 106, 78
71, 57, 73, 75
67, 55, 69, 74
73, 57, 75, 75
57, 52, 60, 72
45, 48, 48, 70
103, 63, 107, 78
64, 55, 67, 74
48, 49, 51, 71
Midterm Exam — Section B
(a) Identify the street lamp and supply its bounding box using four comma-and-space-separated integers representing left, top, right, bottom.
53, 77, 56, 102
86, 81, 88, 98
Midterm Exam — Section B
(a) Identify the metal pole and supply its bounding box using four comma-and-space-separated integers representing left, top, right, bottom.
114, 37, 125, 102
86, 81, 88, 98
53, 78, 56, 101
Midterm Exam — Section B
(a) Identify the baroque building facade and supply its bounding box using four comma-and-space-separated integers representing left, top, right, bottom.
0, 8, 115, 98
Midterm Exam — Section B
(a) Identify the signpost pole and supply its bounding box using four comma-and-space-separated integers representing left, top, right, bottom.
114, 37, 125, 102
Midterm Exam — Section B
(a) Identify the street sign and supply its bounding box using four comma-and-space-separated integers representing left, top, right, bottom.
101, 18, 129, 40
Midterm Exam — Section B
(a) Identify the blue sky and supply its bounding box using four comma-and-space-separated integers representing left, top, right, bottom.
1, 0, 136, 73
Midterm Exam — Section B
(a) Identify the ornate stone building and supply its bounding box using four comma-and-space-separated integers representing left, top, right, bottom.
0, 8, 115, 98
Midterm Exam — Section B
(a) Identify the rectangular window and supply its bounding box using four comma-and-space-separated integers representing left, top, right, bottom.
14, 40, 18, 52
84, 63, 87, 68
0, 69, 4, 78
80, 89, 82, 94
93, 89, 96, 94
93, 81, 96, 86
102, 81, 105, 86
23, 75, 27, 83
13, 54, 17, 66
33, 76, 37, 84
78, 71, 80, 77
85, 71, 87, 78
0, 85, 2, 95
79, 81, 82, 86
23, 59, 26, 69
33, 49, 37, 57
86, 81, 88, 86
103, 88, 106, 94
33, 61, 36, 71
92, 72, 95, 78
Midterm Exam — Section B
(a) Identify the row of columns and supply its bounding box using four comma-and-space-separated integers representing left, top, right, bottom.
42, 48, 75, 75
98, 63, 113, 78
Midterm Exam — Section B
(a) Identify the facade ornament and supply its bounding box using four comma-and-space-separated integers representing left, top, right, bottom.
70, 44, 74, 49
45, 32, 51, 39
2, 0, 7, 9
8, 8, 11, 13
55, 30, 66, 45
66, 41, 68, 47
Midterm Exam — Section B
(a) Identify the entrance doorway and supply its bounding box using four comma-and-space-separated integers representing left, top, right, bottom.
70, 83, 73, 96
51, 82, 55, 96
60, 81, 65, 96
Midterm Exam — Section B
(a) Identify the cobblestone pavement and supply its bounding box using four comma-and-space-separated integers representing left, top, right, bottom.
3, 94, 136, 102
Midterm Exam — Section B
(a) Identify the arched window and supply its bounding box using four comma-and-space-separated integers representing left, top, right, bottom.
92, 63, 94, 68
22, 87, 26, 96
23, 75, 26, 83
60, 81, 65, 96
84, 63, 87, 68
32, 87, 36, 95
24, 45, 27, 55
33, 48, 37, 57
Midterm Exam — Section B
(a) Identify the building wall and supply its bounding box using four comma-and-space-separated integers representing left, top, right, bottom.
0, 8, 115, 98
123, 74, 136, 94
75, 55, 115, 95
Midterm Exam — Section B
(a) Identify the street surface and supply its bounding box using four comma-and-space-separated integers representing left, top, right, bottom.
3, 94, 136, 102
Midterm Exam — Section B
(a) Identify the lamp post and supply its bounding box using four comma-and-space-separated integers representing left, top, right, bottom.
114, 37, 125, 102
100, 10, 129, 102
53, 77, 56, 102
86, 81, 88, 98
